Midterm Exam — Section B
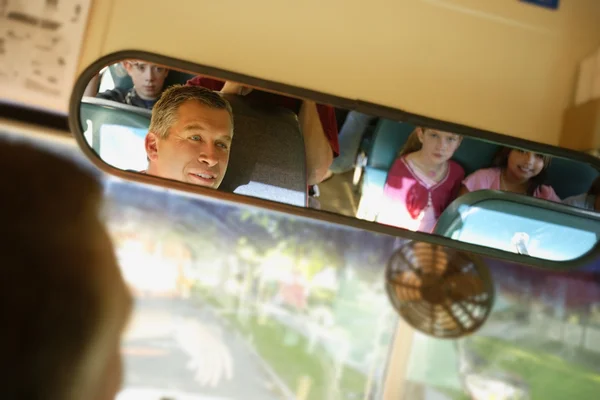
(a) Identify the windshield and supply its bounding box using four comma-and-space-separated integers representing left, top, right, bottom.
5, 127, 600, 400
1, 129, 400, 399
105, 179, 400, 399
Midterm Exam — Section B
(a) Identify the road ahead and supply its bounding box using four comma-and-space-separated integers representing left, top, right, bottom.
120, 297, 285, 400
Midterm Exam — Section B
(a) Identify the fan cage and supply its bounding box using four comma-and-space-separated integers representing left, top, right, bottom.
385, 242, 494, 338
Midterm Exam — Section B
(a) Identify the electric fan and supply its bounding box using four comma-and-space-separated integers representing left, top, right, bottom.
385, 241, 494, 338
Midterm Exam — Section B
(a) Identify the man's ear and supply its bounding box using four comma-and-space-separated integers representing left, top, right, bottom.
145, 132, 160, 161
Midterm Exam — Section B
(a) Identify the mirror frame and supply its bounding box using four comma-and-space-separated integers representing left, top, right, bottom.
67, 49, 600, 270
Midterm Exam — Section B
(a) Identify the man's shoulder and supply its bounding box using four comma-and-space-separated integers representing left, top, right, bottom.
96, 87, 130, 103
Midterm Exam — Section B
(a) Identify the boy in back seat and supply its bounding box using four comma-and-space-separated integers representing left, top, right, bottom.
91, 60, 170, 110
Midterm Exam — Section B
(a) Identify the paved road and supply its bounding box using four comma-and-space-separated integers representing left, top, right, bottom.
120, 297, 285, 400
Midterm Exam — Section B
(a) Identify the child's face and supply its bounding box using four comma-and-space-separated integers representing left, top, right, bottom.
507, 149, 545, 182
418, 129, 461, 164
124, 60, 169, 100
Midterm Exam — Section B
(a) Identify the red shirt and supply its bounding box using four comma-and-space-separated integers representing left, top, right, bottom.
377, 157, 464, 232
186, 76, 339, 156
384, 158, 464, 218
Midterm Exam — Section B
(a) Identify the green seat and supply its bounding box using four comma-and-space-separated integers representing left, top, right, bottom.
358, 120, 415, 207
451, 137, 499, 176
367, 119, 414, 169
434, 190, 600, 262
80, 97, 151, 155
546, 158, 599, 199
79, 97, 151, 171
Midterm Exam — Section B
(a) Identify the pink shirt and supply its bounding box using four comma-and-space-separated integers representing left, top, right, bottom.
463, 168, 560, 202
377, 157, 464, 233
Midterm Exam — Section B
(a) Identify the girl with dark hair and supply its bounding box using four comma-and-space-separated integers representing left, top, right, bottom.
563, 176, 600, 211
376, 127, 464, 233
460, 147, 560, 201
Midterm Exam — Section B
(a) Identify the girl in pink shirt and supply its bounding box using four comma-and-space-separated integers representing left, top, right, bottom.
460, 147, 560, 202
376, 127, 465, 233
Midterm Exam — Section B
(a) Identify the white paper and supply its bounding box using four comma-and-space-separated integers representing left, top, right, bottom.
0, 0, 92, 114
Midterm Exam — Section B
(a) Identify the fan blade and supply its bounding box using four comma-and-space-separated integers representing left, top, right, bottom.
394, 286, 421, 301
442, 302, 466, 331
389, 276, 421, 290
453, 300, 476, 327
445, 274, 487, 301
395, 249, 422, 275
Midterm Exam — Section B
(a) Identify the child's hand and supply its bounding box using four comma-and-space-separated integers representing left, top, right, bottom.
220, 81, 253, 96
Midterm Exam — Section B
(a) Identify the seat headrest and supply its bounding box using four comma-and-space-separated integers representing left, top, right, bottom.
219, 94, 307, 206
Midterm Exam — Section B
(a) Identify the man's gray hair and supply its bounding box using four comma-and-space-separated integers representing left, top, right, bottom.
149, 84, 234, 138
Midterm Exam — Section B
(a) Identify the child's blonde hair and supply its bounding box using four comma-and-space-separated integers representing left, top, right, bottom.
397, 127, 425, 158
397, 127, 462, 158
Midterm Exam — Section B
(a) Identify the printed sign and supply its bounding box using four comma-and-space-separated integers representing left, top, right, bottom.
0, 0, 92, 114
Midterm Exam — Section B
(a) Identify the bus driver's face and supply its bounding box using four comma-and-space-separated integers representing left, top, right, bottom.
145, 100, 233, 189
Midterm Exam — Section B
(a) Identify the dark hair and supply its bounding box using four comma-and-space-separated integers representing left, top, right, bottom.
492, 146, 552, 196
0, 141, 112, 400
398, 127, 423, 157
588, 176, 600, 196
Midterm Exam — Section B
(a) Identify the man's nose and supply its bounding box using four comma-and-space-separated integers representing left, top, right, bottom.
198, 144, 218, 167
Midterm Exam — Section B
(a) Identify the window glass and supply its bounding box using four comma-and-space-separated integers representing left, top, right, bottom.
5, 128, 600, 400
1, 130, 400, 399
401, 266, 600, 400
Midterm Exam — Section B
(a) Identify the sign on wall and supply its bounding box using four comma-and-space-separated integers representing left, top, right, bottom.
0, 0, 92, 114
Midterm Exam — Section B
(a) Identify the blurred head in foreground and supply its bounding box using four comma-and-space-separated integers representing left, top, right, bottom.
0, 140, 132, 400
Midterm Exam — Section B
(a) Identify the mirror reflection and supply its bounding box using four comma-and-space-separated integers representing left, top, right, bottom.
78, 58, 600, 262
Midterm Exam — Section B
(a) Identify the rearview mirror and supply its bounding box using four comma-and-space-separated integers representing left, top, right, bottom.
69, 51, 600, 267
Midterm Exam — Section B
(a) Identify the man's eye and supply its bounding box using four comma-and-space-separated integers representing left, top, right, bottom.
190, 135, 201, 141
217, 142, 229, 150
